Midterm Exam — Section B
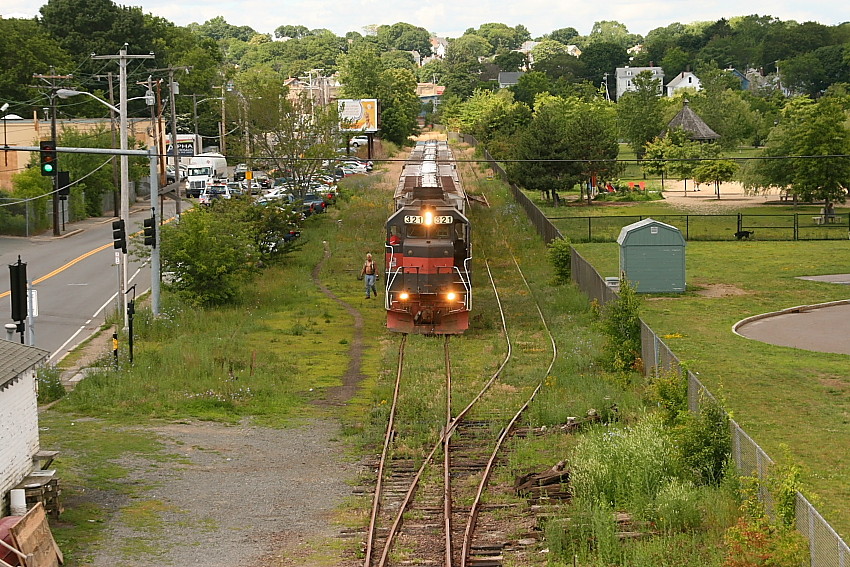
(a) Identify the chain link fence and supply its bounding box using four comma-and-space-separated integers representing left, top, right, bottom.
457, 131, 850, 565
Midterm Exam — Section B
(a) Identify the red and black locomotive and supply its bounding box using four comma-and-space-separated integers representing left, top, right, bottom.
385, 140, 471, 334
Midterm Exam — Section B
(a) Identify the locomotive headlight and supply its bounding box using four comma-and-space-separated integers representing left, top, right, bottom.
446, 292, 457, 301
424, 210, 433, 225
399, 291, 410, 300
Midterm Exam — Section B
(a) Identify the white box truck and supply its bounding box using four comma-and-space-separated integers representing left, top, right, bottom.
186, 153, 227, 197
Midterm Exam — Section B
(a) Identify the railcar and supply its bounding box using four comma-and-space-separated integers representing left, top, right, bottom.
385, 140, 471, 334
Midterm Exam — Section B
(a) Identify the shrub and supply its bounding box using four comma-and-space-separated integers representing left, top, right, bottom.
766, 447, 803, 529
547, 237, 572, 284
646, 367, 688, 426
649, 478, 704, 533
37, 366, 66, 404
724, 479, 807, 567
599, 277, 642, 372
675, 393, 731, 486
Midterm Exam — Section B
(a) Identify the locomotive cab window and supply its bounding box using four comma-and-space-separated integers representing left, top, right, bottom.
407, 224, 427, 238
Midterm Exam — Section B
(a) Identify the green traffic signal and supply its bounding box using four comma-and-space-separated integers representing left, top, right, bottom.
39, 140, 57, 177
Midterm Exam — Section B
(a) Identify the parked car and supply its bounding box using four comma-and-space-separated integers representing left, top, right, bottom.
233, 163, 248, 181
349, 135, 369, 148
198, 183, 235, 205
302, 193, 328, 214
166, 164, 187, 184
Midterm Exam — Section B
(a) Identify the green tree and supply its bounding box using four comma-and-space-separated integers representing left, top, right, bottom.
534, 53, 585, 81
510, 71, 552, 105
380, 50, 416, 71
781, 45, 850, 96
509, 95, 619, 203
57, 126, 116, 218
274, 25, 310, 39
586, 20, 641, 49
507, 99, 574, 198
0, 18, 72, 105
376, 22, 431, 54
688, 65, 759, 148
467, 22, 529, 54
693, 158, 738, 199
546, 27, 579, 45
9, 169, 53, 233
40, 0, 156, 65
577, 41, 629, 85
376, 68, 420, 146
233, 68, 341, 197
642, 129, 706, 189
493, 51, 526, 72
659, 46, 691, 78
159, 199, 259, 306
752, 96, 850, 203
530, 39, 571, 68
417, 59, 446, 83
188, 16, 256, 41
450, 89, 531, 147
600, 277, 643, 372
442, 35, 491, 98
616, 70, 665, 158
338, 42, 383, 98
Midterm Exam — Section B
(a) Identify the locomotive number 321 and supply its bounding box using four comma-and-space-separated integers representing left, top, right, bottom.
404, 215, 453, 224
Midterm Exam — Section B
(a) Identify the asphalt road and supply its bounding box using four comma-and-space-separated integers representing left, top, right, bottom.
1, 197, 177, 363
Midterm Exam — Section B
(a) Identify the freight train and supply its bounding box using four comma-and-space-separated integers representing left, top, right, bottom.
385, 140, 471, 334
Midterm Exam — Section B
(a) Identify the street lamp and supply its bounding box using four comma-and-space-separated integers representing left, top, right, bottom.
189, 95, 224, 150
56, 87, 154, 328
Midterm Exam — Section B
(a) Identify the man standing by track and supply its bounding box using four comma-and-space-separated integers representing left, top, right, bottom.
361, 252, 379, 299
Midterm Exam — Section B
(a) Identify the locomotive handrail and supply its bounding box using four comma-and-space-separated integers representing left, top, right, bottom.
384, 263, 472, 312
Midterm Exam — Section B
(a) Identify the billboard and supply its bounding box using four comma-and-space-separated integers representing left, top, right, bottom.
338, 99, 378, 132
164, 134, 200, 158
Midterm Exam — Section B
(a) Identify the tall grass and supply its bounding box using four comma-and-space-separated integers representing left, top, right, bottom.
570, 413, 678, 510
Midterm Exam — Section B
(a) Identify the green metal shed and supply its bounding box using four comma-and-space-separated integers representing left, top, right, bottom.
617, 218, 686, 293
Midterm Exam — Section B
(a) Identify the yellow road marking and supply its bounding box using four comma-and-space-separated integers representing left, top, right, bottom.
0, 243, 113, 299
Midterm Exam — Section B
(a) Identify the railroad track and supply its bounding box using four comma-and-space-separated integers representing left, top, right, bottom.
362, 170, 558, 565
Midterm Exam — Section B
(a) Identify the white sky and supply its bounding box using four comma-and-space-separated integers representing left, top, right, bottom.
1, 0, 844, 39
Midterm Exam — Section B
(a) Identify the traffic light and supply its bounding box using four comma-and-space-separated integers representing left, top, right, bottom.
57, 171, 71, 197
9, 260, 28, 322
112, 219, 127, 253
39, 140, 57, 176
143, 216, 156, 247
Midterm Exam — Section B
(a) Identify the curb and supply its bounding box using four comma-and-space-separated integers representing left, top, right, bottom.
732, 298, 850, 336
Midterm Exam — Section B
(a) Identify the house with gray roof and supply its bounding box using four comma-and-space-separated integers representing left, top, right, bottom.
498, 72, 525, 89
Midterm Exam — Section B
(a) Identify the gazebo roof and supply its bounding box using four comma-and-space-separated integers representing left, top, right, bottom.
665, 100, 720, 140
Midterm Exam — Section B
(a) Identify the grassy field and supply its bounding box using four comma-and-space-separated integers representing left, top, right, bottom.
575, 237, 850, 540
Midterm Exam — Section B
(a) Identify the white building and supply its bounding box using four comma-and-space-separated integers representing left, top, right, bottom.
666, 71, 702, 97
0, 340, 50, 513
615, 66, 665, 100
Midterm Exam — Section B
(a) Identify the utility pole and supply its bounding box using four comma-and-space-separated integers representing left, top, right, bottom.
92, 45, 154, 329
33, 69, 73, 236
95, 72, 120, 217
215, 85, 227, 154
151, 65, 191, 215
